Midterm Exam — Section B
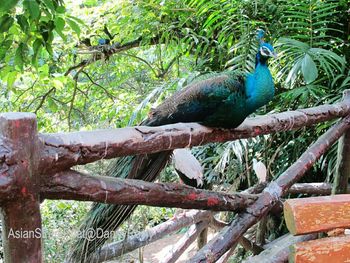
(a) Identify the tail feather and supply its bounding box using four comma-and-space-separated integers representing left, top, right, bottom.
68, 151, 172, 262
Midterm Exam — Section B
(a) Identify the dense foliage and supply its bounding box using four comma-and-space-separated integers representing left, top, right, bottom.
0, 0, 349, 261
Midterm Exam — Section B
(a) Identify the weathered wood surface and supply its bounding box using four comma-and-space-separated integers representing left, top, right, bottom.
38, 99, 350, 173
42, 170, 258, 211
189, 115, 350, 263
288, 183, 350, 195
284, 194, 350, 235
0, 113, 42, 263
290, 235, 350, 263
242, 233, 317, 263
88, 210, 211, 263
161, 221, 209, 263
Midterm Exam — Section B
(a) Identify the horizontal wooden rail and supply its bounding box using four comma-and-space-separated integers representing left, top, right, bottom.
288, 182, 350, 195
38, 98, 350, 173
42, 170, 258, 211
284, 194, 350, 235
290, 236, 350, 263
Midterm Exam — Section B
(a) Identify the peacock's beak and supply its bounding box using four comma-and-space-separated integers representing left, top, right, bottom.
271, 52, 278, 59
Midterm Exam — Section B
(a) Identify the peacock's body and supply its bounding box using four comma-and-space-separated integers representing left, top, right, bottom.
69, 34, 276, 262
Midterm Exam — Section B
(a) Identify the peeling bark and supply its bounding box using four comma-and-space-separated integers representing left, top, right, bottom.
188, 115, 350, 263
0, 113, 42, 263
42, 170, 258, 211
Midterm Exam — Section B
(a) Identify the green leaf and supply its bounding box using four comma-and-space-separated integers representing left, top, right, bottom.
48, 97, 58, 112
66, 18, 81, 36
83, 0, 98, 7
14, 43, 29, 70
301, 54, 318, 84
41, 0, 55, 12
54, 17, 66, 40
0, 14, 14, 33
23, 0, 40, 20
52, 79, 63, 89
56, 6, 66, 14
45, 42, 53, 55
54, 17, 65, 31
0, 0, 19, 14
7, 71, 17, 88
32, 38, 43, 64
0, 39, 12, 60
16, 14, 29, 32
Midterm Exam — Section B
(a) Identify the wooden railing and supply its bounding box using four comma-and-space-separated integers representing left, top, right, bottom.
285, 195, 350, 262
0, 90, 350, 263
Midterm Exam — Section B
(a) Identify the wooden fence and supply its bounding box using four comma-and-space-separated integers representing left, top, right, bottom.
1, 90, 350, 263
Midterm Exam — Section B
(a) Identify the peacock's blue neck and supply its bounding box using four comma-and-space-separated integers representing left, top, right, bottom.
245, 61, 274, 114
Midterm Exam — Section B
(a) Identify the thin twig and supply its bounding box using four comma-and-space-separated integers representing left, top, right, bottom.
81, 71, 115, 101
34, 87, 56, 114
119, 53, 158, 77
68, 68, 84, 130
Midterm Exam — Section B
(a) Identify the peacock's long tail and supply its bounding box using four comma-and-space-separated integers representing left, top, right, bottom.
68, 149, 172, 262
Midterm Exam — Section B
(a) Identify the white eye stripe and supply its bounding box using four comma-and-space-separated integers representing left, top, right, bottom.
262, 47, 270, 53
260, 47, 272, 56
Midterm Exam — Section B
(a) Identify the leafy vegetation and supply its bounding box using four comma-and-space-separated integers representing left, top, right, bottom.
0, 0, 349, 261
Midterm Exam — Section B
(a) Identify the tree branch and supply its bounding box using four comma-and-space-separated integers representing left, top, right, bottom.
119, 53, 158, 77
34, 87, 56, 114
64, 36, 160, 76
81, 71, 116, 102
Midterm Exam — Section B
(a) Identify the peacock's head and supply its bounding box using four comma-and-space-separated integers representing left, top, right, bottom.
259, 43, 277, 59
256, 29, 277, 63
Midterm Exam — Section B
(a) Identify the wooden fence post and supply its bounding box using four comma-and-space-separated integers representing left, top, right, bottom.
0, 113, 42, 263
332, 90, 350, 194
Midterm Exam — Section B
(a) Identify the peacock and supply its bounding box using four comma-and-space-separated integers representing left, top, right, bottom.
68, 30, 277, 262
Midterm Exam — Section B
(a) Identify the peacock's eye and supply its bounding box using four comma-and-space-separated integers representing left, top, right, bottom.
260, 46, 271, 56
